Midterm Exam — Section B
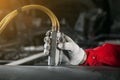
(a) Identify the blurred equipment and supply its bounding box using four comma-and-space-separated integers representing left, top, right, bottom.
74, 8, 107, 40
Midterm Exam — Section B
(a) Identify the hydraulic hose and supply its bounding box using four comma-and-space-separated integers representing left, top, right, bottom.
0, 4, 60, 34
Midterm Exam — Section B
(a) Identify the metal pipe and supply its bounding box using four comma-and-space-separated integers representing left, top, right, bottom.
23, 46, 44, 51
6, 52, 48, 65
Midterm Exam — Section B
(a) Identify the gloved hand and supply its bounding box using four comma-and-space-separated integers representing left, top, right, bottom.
58, 35, 87, 65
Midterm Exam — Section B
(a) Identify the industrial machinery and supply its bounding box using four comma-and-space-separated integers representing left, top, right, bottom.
0, 4, 66, 66
0, 4, 119, 80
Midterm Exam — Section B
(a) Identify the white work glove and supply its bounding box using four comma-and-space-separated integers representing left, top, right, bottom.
58, 35, 87, 65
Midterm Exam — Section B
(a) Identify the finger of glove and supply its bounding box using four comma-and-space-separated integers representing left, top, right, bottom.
64, 35, 74, 42
62, 53, 69, 63
58, 42, 73, 51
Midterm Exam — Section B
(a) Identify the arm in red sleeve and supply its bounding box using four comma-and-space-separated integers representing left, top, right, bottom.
82, 43, 120, 67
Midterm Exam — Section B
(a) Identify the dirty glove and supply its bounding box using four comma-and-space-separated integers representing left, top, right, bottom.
58, 35, 87, 65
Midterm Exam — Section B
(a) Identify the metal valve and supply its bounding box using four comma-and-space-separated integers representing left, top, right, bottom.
44, 30, 65, 66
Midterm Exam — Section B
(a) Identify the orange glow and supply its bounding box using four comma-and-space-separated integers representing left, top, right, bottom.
0, 0, 11, 9
0, 0, 31, 20
0, 0, 31, 10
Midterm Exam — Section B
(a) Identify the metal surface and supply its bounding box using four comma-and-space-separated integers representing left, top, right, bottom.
0, 66, 119, 80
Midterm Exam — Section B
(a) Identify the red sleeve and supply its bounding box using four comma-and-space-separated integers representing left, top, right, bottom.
82, 43, 120, 67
